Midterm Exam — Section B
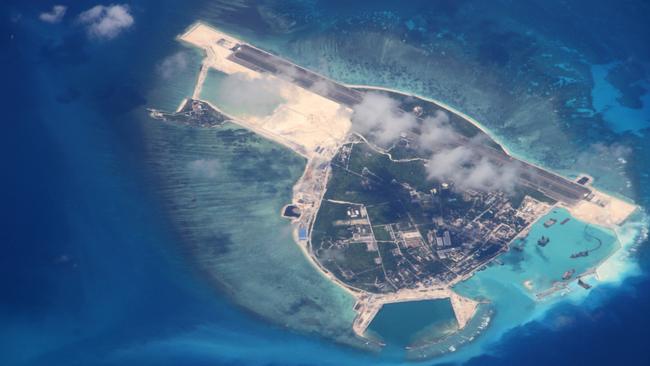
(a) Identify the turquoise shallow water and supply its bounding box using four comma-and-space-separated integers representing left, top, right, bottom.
431, 209, 623, 361
140, 120, 364, 348
367, 300, 457, 347
591, 63, 650, 135
471, 210, 619, 294
504, 208, 618, 295
391, 208, 623, 361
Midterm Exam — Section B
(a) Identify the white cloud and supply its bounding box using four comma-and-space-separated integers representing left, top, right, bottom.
214, 73, 285, 116
349, 91, 519, 192
352, 93, 417, 145
308, 79, 332, 95
409, 108, 521, 193
275, 63, 300, 81
417, 110, 457, 150
426, 146, 473, 180
188, 159, 221, 179
464, 157, 520, 192
157, 52, 189, 79
39, 5, 67, 23
267, 62, 335, 96
78, 4, 134, 39
425, 144, 520, 193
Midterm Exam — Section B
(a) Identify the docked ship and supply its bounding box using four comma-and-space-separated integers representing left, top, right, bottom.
570, 250, 589, 258
544, 218, 557, 228
578, 278, 592, 289
537, 236, 550, 247
562, 269, 576, 280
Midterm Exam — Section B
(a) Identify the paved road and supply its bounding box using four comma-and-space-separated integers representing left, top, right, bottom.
227, 42, 591, 205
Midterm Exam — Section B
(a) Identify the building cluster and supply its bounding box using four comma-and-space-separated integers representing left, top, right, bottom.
314, 178, 551, 292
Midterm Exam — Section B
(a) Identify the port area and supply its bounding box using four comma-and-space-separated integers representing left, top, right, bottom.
510, 208, 621, 300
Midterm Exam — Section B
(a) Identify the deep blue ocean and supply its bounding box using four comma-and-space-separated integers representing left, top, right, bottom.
2, 1, 650, 365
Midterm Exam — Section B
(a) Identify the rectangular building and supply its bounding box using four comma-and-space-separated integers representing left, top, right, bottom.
298, 226, 308, 241
443, 231, 452, 247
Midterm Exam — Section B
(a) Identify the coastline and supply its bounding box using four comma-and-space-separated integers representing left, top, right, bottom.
346, 84, 514, 156
167, 20, 642, 353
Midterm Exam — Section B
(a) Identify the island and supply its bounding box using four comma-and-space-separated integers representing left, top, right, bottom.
148, 22, 639, 352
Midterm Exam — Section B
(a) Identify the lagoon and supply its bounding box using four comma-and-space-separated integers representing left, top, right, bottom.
367, 299, 458, 348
